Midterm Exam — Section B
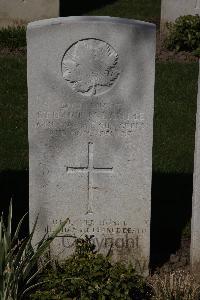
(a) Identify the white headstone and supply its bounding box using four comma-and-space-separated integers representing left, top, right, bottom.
191, 63, 200, 274
27, 16, 156, 276
0, 0, 59, 27
161, 0, 200, 34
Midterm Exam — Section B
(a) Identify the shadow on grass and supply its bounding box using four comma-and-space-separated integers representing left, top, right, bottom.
0, 170, 192, 269
0, 170, 29, 239
150, 173, 192, 269
60, 0, 116, 16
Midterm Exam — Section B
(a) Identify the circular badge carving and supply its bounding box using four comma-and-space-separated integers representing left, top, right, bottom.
61, 39, 120, 96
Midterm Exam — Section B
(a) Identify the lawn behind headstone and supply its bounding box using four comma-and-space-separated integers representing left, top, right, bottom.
0, 56, 27, 171
153, 62, 198, 174
59, 0, 161, 23
84, 0, 161, 23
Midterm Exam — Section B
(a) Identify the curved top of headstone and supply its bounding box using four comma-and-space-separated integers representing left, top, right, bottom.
27, 16, 156, 30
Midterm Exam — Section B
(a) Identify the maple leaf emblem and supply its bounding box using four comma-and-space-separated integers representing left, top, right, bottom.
62, 39, 120, 96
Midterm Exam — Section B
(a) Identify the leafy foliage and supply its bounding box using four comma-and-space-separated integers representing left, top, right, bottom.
0, 26, 26, 50
0, 200, 69, 300
74, 235, 97, 257
30, 235, 152, 300
165, 15, 200, 55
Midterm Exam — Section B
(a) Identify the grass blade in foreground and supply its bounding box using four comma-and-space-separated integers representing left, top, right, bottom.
0, 200, 70, 300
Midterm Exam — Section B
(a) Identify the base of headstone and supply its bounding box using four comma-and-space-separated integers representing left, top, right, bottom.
0, 0, 59, 28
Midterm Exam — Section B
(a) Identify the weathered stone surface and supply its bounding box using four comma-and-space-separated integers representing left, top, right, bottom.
161, 0, 200, 34
0, 0, 59, 27
191, 63, 200, 274
27, 16, 156, 275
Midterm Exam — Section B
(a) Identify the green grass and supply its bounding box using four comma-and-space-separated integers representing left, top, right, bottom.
0, 58, 198, 173
153, 62, 199, 174
0, 56, 28, 171
85, 0, 161, 22
0, 26, 26, 49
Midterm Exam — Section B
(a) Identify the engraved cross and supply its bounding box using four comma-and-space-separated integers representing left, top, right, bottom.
66, 142, 113, 214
